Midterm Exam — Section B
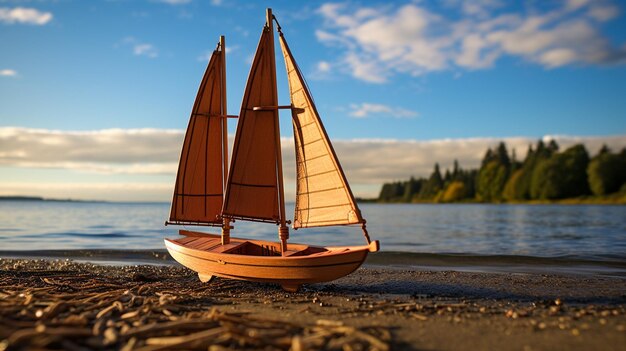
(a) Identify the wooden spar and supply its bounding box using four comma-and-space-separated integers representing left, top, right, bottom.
266, 8, 289, 255
220, 35, 231, 245
252, 105, 292, 111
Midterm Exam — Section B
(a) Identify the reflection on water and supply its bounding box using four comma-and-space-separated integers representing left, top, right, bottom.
0, 201, 625, 261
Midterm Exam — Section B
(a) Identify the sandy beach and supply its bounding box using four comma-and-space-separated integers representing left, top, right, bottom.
1, 259, 624, 350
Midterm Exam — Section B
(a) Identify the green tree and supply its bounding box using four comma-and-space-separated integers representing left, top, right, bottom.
587, 147, 626, 195
444, 169, 452, 184
442, 181, 466, 202
418, 164, 443, 200
378, 181, 404, 202
560, 144, 591, 197
452, 159, 460, 179
476, 161, 509, 201
402, 177, 422, 202
531, 144, 589, 199
512, 140, 560, 200
530, 144, 590, 199
502, 169, 523, 201
476, 142, 510, 201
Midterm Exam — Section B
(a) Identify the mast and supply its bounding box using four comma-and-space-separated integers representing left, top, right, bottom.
266, 8, 289, 254
219, 35, 231, 245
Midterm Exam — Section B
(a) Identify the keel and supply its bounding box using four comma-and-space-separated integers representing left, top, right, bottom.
280, 283, 300, 293
198, 273, 214, 283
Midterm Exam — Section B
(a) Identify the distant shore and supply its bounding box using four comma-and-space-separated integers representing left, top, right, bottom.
0, 259, 624, 350
370, 194, 626, 205
0, 195, 107, 203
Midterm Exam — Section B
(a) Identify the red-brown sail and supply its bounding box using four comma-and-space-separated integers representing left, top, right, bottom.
279, 34, 364, 228
168, 45, 226, 226
222, 27, 282, 223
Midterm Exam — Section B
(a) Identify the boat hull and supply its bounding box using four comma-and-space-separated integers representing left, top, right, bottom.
164, 231, 378, 290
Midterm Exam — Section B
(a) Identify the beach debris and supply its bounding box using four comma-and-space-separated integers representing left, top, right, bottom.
0, 259, 391, 351
2, 259, 625, 350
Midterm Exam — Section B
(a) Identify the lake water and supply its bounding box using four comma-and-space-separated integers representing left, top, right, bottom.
1, 201, 625, 275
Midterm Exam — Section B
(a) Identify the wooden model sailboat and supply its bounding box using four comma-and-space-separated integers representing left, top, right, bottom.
164, 9, 379, 292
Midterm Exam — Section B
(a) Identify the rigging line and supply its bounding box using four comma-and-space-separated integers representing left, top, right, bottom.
221, 214, 280, 224
302, 137, 324, 147
295, 219, 364, 226
166, 220, 222, 227
298, 203, 351, 211
272, 14, 282, 34
297, 153, 328, 164
299, 120, 316, 129
297, 169, 336, 180
297, 187, 341, 196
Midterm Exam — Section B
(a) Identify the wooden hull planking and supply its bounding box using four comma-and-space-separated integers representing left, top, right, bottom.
164, 231, 378, 291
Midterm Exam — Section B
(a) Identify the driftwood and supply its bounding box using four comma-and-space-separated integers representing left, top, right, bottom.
0, 261, 392, 351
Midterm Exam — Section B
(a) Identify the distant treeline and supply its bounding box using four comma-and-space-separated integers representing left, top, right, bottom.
378, 140, 626, 203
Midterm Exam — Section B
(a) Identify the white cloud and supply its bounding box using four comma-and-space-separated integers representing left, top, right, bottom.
349, 103, 418, 119
459, 0, 503, 18
197, 51, 212, 62
0, 7, 52, 25
317, 1, 626, 82
2, 127, 624, 200
234, 26, 249, 37
344, 52, 388, 83
0, 69, 17, 77
566, 0, 591, 11
588, 5, 620, 22
0, 127, 183, 172
210, 0, 222, 6
309, 60, 334, 80
122, 37, 158, 58
317, 61, 331, 73
133, 43, 158, 58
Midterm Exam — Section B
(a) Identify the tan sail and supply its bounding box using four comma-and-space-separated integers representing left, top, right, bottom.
168, 45, 225, 226
222, 27, 281, 223
278, 34, 364, 228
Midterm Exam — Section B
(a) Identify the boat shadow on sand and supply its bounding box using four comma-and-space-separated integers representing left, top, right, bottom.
304, 268, 626, 305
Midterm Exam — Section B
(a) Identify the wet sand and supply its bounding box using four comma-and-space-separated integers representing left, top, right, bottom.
0, 258, 625, 350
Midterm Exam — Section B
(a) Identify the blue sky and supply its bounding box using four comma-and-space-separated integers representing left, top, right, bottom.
1, 0, 626, 201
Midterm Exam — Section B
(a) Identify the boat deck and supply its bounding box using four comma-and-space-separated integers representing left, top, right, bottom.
173, 235, 328, 257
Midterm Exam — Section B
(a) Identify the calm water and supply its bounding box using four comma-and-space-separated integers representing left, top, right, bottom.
1, 201, 625, 261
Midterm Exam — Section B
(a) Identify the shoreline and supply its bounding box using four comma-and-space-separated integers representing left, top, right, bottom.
1, 249, 625, 278
0, 259, 625, 350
